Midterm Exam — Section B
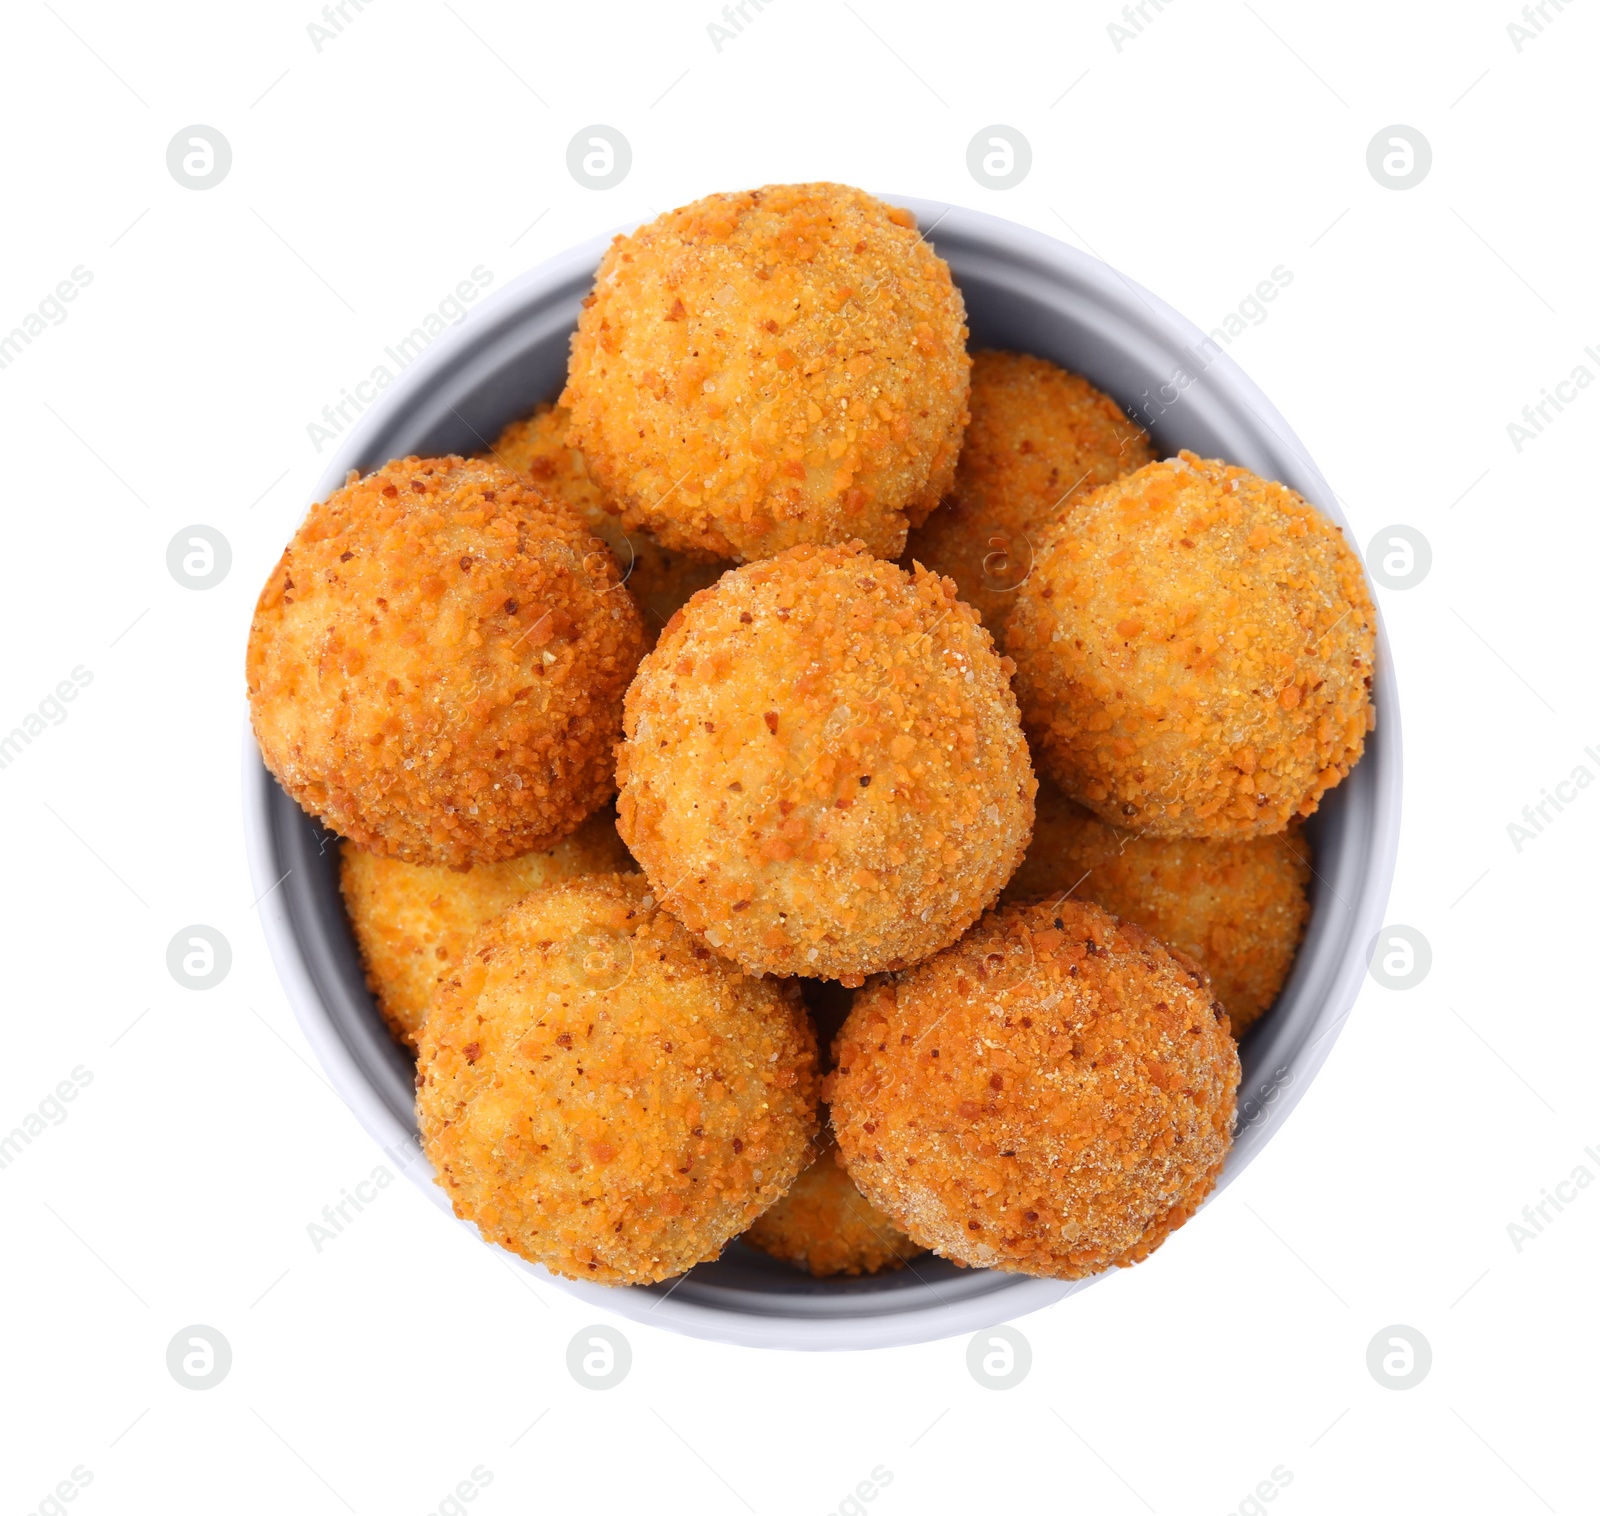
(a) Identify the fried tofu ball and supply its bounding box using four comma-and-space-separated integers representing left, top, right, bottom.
743, 1128, 925, 1277
828, 900, 1239, 1279
904, 351, 1153, 631
247, 456, 648, 867
616, 542, 1036, 982
561, 183, 971, 564
484, 404, 729, 642
339, 810, 632, 1049
416, 873, 818, 1285
1001, 780, 1311, 1035
1006, 452, 1376, 838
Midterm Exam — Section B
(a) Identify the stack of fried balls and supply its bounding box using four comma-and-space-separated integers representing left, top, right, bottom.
248, 183, 1376, 1288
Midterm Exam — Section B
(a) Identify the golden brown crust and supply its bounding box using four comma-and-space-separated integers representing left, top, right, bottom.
615, 542, 1036, 980
247, 455, 649, 867
339, 811, 633, 1049
1001, 781, 1310, 1035
561, 183, 971, 562
484, 404, 729, 643
904, 351, 1152, 631
743, 1127, 925, 1276
827, 899, 1239, 1279
415, 872, 819, 1285
1006, 452, 1376, 838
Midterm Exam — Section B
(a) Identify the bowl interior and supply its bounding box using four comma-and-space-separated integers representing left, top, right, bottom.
251, 200, 1398, 1347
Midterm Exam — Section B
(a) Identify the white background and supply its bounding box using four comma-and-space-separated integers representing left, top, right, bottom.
1, 1, 1595, 1512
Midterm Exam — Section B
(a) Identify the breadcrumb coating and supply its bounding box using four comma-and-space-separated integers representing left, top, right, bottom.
416, 872, 818, 1285
1001, 780, 1310, 1035
561, 183, 971, 563
1006, 452, 1375, 837
827, 899, 1239, 1279
247, 456, 648, 867
485, 404, 729, 642
743, 1127, 925, 1276
339, 810, 632, 1049
904, 351, 1152, 631
616, 542, 1036, 981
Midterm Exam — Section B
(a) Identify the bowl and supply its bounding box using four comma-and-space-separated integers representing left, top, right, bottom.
242, 197, 1400, 1351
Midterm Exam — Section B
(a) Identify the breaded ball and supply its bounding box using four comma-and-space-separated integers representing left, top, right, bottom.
416, 872, 818, 1285
743, 1129, 925, 1277
561, 183, 971, 563
1001, 780, 1311, 1035
339, 810, 632, 1049
904, 351, 1153, 631
828, 899, 1239, 1279
616, 542, 1036, 982
485, 403, 729, 641
1006, 452, 1375, 838
247, 456, 648, 867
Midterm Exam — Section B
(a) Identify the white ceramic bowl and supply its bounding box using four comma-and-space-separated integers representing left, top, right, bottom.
243, 197, 1400, 1351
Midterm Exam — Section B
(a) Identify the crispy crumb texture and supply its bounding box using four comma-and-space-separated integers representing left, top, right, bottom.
561, 183, 971, 562
416, 872, 819, 1285
1006, 451, 1375, 837
743, 1126, 925, 1276
616, 541, 1036, 980
247, 455, 648, 866
485, 403, 729, 642
339, 810, 632, 1049
904, 350, 1153, 632
1002, 780, 1311, 1036
828, 899, 1239, 1279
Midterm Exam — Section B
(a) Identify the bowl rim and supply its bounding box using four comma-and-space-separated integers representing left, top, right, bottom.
242, 194, 1401, 1351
